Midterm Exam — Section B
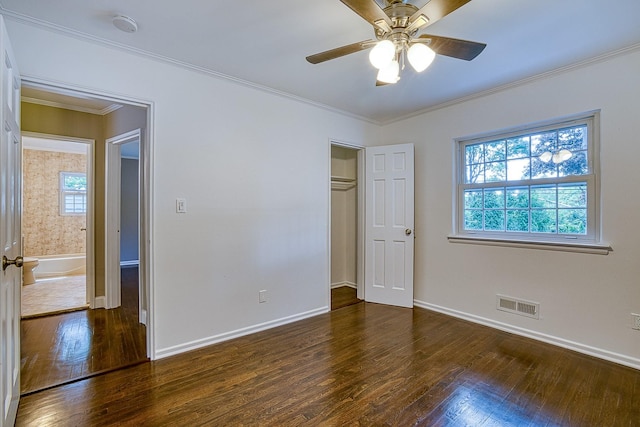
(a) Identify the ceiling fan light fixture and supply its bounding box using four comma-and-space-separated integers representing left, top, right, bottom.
407, 43, 435, 72
377, 60, 400, 84
369, 40, 395, 70
405, 14, 429, 33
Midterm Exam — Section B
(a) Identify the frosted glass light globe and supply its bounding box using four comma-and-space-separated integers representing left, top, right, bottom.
376, 60, 400, 84
369, 40, 395, 70
407, 43, 436, 72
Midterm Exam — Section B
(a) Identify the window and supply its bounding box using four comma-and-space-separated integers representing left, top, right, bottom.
453, 112, 606, 251
60, 172, 87, 215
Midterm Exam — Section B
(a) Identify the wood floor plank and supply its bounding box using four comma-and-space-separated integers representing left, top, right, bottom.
16, 302, 640, 426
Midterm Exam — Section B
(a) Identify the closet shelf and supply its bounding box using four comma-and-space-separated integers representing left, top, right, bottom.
331, 175, 357, 191
331, 175, 356, 182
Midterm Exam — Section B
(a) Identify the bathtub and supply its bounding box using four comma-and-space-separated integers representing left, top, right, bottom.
32, 254, 86, 279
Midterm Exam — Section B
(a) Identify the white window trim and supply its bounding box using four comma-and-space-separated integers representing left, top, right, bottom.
450, 111, 611, 255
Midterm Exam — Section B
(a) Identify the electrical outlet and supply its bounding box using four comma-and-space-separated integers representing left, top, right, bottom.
259, 290, 267, 303
632, 313, 640, 330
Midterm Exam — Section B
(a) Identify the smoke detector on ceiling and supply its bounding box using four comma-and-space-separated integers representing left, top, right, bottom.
112, 15, 138, 33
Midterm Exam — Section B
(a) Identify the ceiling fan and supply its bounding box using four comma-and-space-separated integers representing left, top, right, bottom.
306, 0, 486, 85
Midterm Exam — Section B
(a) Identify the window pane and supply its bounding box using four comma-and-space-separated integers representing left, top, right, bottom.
464, 210, 483, 230
558, 126, 587, 151
484, 210, 505, 231
506, 137, 529, 159
531, 186, 556, 208
558, 184, 587, 208
485, 161, 505, 182
506, 158, 530, 181
466, 164, 485, 184
465, 144, 483, 165
558, 151, 588, 177
531, 209, 556, 233
484, 188, 504, 209
62, 173, 87, 191
484, 140, 505, 162
506, 187, 529, 208
558, 209, 587, 234
531, 131, 557, 156
507, 210, 529, 232
531, 157, 557, 179
464, 190, 483, 209
63, 192, 87, 214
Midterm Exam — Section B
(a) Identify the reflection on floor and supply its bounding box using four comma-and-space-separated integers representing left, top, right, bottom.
20, 267, 147, 395
21, 275, 88, 318
331, 286, 362, 310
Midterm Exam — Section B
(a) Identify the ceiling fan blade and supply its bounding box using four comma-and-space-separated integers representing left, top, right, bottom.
306, 40, 375, 64
340, 0, 393, 28
410, 0, 472, 27
376, 79, 390, 87
418, 35, 486, 61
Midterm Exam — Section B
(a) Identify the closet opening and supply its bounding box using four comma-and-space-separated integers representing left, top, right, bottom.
330, 144, 363, 310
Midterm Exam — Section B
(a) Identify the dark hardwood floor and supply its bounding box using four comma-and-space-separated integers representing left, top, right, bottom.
20, 267, 147, 395
331, 285, 361, 310
16, 301, 640, 426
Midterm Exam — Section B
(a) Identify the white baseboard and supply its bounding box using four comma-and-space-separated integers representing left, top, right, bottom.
331, 281, 357, 289
414, 299, 640, 371
93, 296, 106, 309
155, 306, 329, 359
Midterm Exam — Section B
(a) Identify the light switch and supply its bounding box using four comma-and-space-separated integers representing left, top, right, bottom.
176, 198, 187, 213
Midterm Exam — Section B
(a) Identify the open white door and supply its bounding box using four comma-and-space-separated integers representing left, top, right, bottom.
105, 129, 141, 311
364, 143, 414, 308
0, 15, 21, 427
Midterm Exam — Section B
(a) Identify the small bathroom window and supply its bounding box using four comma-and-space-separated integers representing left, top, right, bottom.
59, 172, 87, 215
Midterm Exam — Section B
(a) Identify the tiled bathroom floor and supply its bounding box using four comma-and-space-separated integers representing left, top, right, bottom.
21, 275, 88, 318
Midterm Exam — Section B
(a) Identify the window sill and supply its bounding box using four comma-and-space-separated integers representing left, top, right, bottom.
447, 235, 612, 255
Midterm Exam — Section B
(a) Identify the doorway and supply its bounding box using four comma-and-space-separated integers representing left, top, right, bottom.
20, 134, 93, 318
330, 142, 416, 310
18, 81, 152, 393
105, 129, 141, 313
330, 143, 364, 310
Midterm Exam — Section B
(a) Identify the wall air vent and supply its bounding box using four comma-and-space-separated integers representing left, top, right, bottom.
497, 294, 540, 319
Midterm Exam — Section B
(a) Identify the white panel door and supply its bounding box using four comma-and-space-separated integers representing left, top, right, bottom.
364, 143, 414, 308
0, 15, 21, 427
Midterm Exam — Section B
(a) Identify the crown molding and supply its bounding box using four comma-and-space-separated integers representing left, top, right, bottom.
21, 95, 122, 115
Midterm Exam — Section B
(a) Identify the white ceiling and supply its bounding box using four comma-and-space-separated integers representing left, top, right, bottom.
2, 0, 640, 123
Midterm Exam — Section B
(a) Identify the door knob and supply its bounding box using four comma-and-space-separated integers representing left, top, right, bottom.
2, 255, 23, 271
405, 229, 412, 236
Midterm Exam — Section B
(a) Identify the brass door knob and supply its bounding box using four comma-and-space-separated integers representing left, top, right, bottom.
2, 255, 23, 271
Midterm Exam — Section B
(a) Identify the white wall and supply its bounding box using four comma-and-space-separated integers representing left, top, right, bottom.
381, 48, 640, 367
6, 19, 381, 357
